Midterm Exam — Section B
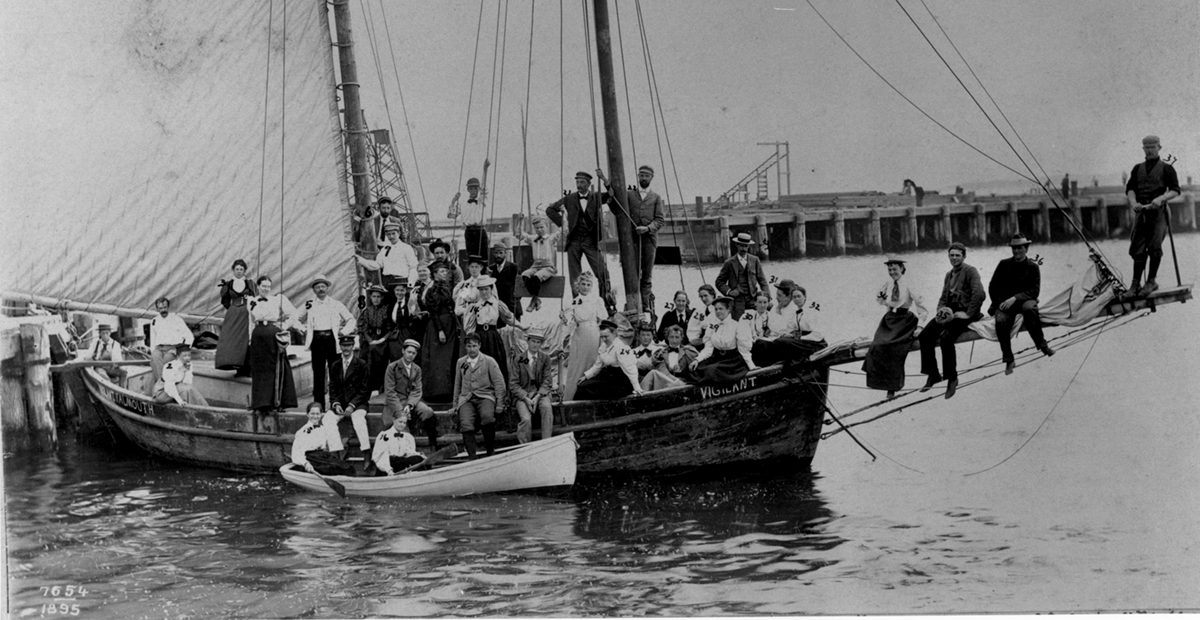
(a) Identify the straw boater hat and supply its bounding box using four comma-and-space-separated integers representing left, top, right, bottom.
475, 275, 497, 288
429, 238, 451, 254
311, 274, 331, 288
391, 278, 409, 290
97, 322, 113, 332
1008, 233, 1032, 247
732, 232, 754, 245
367, 284, 387, 295
402, 339, 421, 351
883, 257, 907, 265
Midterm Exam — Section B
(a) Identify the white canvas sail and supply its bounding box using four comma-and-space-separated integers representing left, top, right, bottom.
0, 0, 357, 318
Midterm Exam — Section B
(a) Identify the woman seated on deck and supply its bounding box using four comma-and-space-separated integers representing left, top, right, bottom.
152, 344, 209, 406
753, 285, 828, 367
750, 279, 797, 366
630, 321, 661, 378
686, 284, 720, 347
689, 296, 756, 386
657, 290, 695, 342
640, 324, 698, 391
291, 402, 355, 476
575, 320, 644, 400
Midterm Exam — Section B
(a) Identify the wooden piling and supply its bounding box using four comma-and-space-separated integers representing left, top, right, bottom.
1182, 193, 1196, 231
973, 203, 986, 244
755, 214, 769, 252
695, 196, 704, 219
1068, 198, 1082, 237
718, 216, 731, 261
1093, 197, 1109, 237
790, 212, 806, 258
1038, 201, 1052, 242
1, 326, 29, 453
1006, 202, 1019, 237
833, 210, 846, 255
867, 209, 882, 253
905, 207, 918, 250
20, 324, 56, 451
940, 206, 953, 244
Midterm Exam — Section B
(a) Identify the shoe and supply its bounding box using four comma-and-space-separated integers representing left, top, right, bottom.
1004, 361, 1015, 375
886, 390, 896, 400
1141, 280, 1158, 295
919, 374, 942, 392
1128, 283, 1142, 297
1038, 344, 1055, 357
945, 378, 958, 399
463, 433, 478, 460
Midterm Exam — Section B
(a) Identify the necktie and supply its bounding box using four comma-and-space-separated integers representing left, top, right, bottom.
891, 281, 900, 302
534, 236, 544, 243
96, 342, 106, 360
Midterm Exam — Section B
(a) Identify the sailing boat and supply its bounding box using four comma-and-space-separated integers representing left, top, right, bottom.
2, 0, 832, 475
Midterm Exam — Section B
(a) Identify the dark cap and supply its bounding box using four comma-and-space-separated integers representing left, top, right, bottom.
575, 171, 593, 181
598, 319, 619, 331
463, 332, 482, 344
338, 334, 356, 346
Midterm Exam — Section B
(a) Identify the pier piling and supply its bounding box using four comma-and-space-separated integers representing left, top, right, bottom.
1038, 201, 1052, 242
1094, 198, 1109, 237
833, 211, 846, 255
905, 207, 918, 250
791, 212, 806, 258
867, 209, 882, 253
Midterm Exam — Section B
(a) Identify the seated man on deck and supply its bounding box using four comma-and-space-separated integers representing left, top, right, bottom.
384, 339, 440, 450
329, 334, 373, 456
452, 332, 507, 459
919, 242, 986, 399
371, 415, 425, 475
148, 296, 194, 386
640, 324, 698, 392
514, 215, 560, 312
152, 344, 208, 406
509, 327, 554, 443
291, 402, 354, 476
85, 322, 127, 388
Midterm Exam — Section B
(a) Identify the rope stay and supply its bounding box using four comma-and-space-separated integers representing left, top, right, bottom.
488, 0, 512, 224
256, 0, 276, 278
376, 0, 430, 214
451, 1, 487, 245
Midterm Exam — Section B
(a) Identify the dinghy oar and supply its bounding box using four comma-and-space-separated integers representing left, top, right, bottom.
396, 444, 459, 476
313, 471, 347, 498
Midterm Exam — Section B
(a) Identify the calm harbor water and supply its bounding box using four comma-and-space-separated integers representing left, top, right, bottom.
4, 236, 1199, 617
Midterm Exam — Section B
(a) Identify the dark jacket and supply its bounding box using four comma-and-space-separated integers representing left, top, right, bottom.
509, 349, 553, 400
329, 355, 371, 411
656, 307, 695, 342
715, 253, 769, 299
938, 264, 987, 320
489, 260, 520, 316
546, 191, 610, 243
987, 257, 1041, 316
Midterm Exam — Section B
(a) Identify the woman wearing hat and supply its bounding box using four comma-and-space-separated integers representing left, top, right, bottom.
561, 272, 608, 400
574, 319, 643, 400
418, 261, 460, 403
248, 275, 300, 414
862, 259, 928, 398
214, 258, 257, 373
689, 296, 756, 385
464, 275, 522, 382
357, 284, 394, 391
386, 279, 422, 361
454, 254, 487, 317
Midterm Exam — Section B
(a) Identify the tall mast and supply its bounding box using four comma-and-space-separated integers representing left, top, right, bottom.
330, 0, 376, 258
592, 0, 641, 314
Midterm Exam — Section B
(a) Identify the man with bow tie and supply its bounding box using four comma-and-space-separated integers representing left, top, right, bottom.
384, 339, 440, 450
356, 220, 420, 307
640, 324, 699, 391
452, 333, 507, 459
448, 177, 490, 258
716, 232, 771, 320
297, 275, 357, 409
291, 402, 353, 476
86, 322, 127, 387
630, 321, 661, 378
515, 215, 560, 312
509, 327, 554, 443
329, 334, 373, 455
597, 164, 665, 318
546, 170, 612, 301
371, 414, 425, 475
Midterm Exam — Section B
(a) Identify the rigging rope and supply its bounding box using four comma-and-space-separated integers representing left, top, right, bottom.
581, 0, 604, 185
376, 0, 430, 214
482, 0, 504, 226
613, 1, 637, 167
279, 0, 287, 292
453, 1, 487, 244
521, 0, 536, 220
559, 0, 566, 312
489, 0, 512, 224
256, 0, 276, 277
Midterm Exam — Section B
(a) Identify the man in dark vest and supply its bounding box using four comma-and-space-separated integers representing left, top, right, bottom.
597, 165, 665, 319
987, 233, 1055, 376
488, 241, 521, 321
1125, 134, 1181, 296
715, 232, 770, 320
546, 171, 611, 300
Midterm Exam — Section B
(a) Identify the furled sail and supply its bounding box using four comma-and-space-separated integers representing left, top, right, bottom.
0, 0, 357, 319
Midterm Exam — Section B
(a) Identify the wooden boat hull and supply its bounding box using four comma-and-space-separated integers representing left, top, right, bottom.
279, 433, 577, 497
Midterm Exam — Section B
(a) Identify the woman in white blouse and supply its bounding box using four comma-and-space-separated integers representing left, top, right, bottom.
561, 272, 608, 400
754, 284, 827, 367
686, 284, 720, 347
862, 258, 928, 399
689, 296, 756, 385
248, 275, 300, 414
574, 320, 643, 400
464, 275, 523, 382
751, 280, 797, 366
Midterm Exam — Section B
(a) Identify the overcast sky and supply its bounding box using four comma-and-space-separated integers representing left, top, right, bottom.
346, 0, 1198, 216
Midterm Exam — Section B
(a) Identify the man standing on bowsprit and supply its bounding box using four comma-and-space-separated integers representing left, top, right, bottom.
546, 171, 611, 302
1125, 134, 1181, 296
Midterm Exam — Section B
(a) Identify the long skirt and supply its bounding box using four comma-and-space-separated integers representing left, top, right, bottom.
640, 369, 688, 392
563, 320, 599, 400
420, 314, 459, 403
862, 309, 919, 391
751, 336, 827, 367
305, 449, 356, 477
575, 366, 635, 401
693, 348, 749, 386
249, 324, 298, 410
475, 326, 509, 382
215, 301, 251, 371
365, 340, 390, 392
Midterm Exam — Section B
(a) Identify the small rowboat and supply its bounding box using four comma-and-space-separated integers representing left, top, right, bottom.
279, 433, 578, 498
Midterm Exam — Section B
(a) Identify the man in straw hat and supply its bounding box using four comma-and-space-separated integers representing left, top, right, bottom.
988, 233, 1054, 375
515, 214, 560, 311
298, 274, 357, 407
86, 321, 127, 387
509, 326, 554, 443
715, 232, 770, 320
546, 170, 611, 300
597, 164, 665, 317
1125, 134, 1181, 296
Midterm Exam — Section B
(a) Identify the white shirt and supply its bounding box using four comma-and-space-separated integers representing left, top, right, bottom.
566, 295, 608, 330
376, 241, 420, 283
454, 277, 481, 316
87, 337, 123, 362
876, 276, 929, 325
695, 315, 756, 370
518, 229, 561, 263
631, 343, 660, 372
298, 297, 356, 350
584, 339, 641, 393
460, 196, 486, 225
371, 428, 420, 474
149, 313, 193, 348
291, 419, 342, 467
740, 308, 770, 340
161, 360, 195, 403
250, 294, 300, 329
793, 308, 823, 341
763, 302, 798, 340
686, 305, 720, 345
464, 298, 514, 334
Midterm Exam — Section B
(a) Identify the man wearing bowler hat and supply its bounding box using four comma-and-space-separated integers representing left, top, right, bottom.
597, 164, 665, 319
715, 232, 770, 320
546, 170, 612, 300
488, 240, 521, 321
988, 233, 1055, 375
1125, 134, 1181, 296
298, 275, 357, 408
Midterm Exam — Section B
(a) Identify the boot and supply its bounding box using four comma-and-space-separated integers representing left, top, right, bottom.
919, 373, 942, 392
422, 416, 440, 450
463, 432, 478, 460
482, 423, 496, 457
1038, 343, 1055, 357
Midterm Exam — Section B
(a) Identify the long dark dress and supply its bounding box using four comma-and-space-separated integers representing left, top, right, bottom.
692, 348, 749, 386
419, 282, 459, 403
215, 278, 256, 370
358, 303, 393, 392
862, 308, 918, 391
249, 323, 297, 410
386, 297, 421, 360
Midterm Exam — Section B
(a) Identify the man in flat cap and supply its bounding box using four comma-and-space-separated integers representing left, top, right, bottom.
597, 164, 665, 319
1125, 134, 1181, 296
384, 338, 440, 450
329, 333, 373, 455
546, 170, 612, 301
449, 177, 490, 259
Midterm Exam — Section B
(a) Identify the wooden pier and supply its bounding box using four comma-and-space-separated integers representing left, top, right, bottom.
655, 190, 1198, 263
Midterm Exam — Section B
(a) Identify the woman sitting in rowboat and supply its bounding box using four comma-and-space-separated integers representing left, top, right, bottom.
575, 319, 643, 400
247, 275, 300, 415
862, 258, 928, 399
561, 272, 607, 401
214, 258, 257, 374
689, 296, 756, 385
686, 284, 720, 347
291, 402, 354, 476
639, 324, 698, 391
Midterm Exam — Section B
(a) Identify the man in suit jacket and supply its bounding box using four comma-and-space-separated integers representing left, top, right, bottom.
383, 339, 439, 449
715, 233, 770, 320
509, 328, 554, 443
918, 242, 986, 399
598, 165, 665, 319
452, 332, 507, 459
546, 170, 611, 300
488, 242, 521, 321
329, 335, 373, 454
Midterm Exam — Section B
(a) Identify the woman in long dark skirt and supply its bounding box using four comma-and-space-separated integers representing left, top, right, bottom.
862, 258, 928, 399
689, 296, 757, 386
386, 280, 420, 360
215, 259, 257, 373
419, 262, 460, 403
248, 275, 298, 413
358, 284, 393, 392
